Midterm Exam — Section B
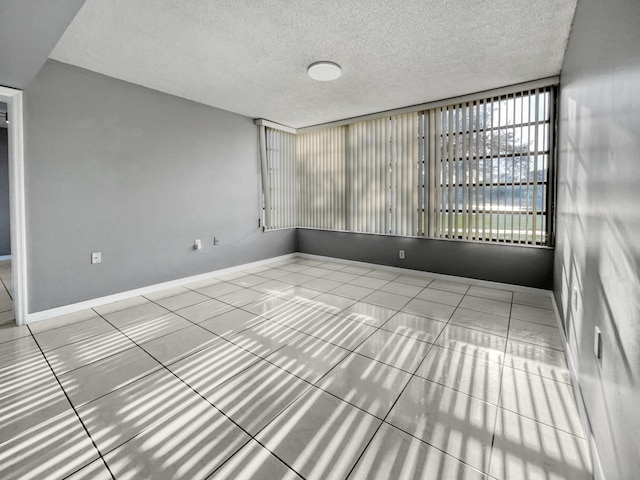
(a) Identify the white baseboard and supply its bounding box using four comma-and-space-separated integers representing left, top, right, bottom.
25, 253, 297, 324
297, 252, 552, 296
551, 295, 605, 480
0, 255, 12, 261
26, 251, 551, 323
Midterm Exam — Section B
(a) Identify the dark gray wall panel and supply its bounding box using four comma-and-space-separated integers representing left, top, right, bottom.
0, 127, 9, 254
298, 229, 553, 289
24, 60, 295, 311
0, 0, 86, 88
555, 0, 640, 478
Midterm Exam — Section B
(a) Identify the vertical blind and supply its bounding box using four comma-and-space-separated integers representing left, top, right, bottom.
260, 84, 555, 246
297, 126, 347, 230
428, 86, 553, 245
261, 127, 297, 229
346, 113, 419, 235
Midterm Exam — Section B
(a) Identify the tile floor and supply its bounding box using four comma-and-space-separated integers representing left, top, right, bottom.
0, 256, 593, 479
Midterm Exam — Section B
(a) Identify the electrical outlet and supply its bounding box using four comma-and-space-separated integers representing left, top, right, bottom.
91, 252, 102, 264
594, 326, 602, 359
399, 250, 405, 259
194, 239, 202, 250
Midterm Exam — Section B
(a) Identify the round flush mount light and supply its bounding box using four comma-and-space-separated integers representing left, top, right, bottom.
307, 61, 342, 81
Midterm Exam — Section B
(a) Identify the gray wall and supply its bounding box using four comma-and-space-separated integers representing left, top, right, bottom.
299, 229, 553, 289
555, 0, 640, 478
25, 60, 295, 312
0, 124, 10, 254
0, 0, 86, 88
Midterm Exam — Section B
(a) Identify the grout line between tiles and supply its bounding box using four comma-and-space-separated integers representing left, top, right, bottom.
92, 303, 311, 480
11, 256, 570, 479
28, 333, 117, 480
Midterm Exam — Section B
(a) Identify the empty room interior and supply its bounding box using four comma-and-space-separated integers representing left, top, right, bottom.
0, 0, 638, 479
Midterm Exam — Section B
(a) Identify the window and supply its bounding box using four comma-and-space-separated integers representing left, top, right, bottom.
259, 82, 556, 247
260, 127, 296, 229
428, 87, 554, 245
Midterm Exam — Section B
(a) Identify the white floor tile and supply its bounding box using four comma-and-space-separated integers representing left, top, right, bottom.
302, 315, 377, 350
415, 288, 464, 307
363, 290, 413, 311
505, 339, 570, 384
499, 366, 584, 436
168, 340, 261, 396
317, 353, 412, 418
354, 329, 432, 372
265, 333, 350, 383
59, 346, 161, 406
416, 345, 503, 404
395, 274, 433, 287
174, 298, 235, 322
0, 257, 586, 480
256, 387, 382, 480
329, 283, 375, 301
228, 320, 302, 357
93, 296, 150, 316
428, 280, 470, 294
153, 290, 210, 311
139, 325, 219, 364
381, 312, 446, 343
467, 286, 513, 303
28, 309, 99, 333
449, 307, 510, 337
0, 335, 41, 368
44, 330, 136, 375
510, 303, 557, 327
338, 302, 398, 327
198, 308, 265, 337
508, 319, 563, 350
489, 408, 592, 480
386, 376, 497, 472
435, 324, 506, 364
33, 316, 115, 351
349, 422, 486, 480
103, 391, 250, 480
0, 411, 99, 480
459, 296, 511, 318
205, 359, 310, 435
379, 281, 424, 297
512, 291, 554, 310
143, 285, 191, 301
348, 275, 390, 289
209, 439, 303, 479
0, 324, 30, 344
401, 298, 456, 322
65, 459, 113, 480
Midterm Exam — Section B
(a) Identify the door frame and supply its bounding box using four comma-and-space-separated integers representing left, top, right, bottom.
0, 86, 27, 325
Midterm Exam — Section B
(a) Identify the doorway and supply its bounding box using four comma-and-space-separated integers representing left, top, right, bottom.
0, 105, 13, 325
0, 86, 27, 325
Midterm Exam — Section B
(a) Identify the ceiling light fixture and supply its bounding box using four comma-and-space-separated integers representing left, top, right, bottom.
307, 61, 342, 81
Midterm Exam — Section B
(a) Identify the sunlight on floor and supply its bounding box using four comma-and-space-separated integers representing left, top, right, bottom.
0, 256, 592, 479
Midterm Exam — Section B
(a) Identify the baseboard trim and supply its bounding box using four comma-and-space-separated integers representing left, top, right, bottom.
0, 255, 12, 261
25, 253, 297, 324
551, 295, 604, 480
297, 252, 552, 295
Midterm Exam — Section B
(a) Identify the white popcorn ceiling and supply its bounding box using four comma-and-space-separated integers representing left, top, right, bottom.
50, 0, 577, 128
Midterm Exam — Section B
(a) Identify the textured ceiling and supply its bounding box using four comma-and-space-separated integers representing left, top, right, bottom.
50, 0, 577, 128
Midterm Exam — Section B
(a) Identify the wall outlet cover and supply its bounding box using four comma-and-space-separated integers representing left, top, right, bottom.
594, 326, 602, 359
